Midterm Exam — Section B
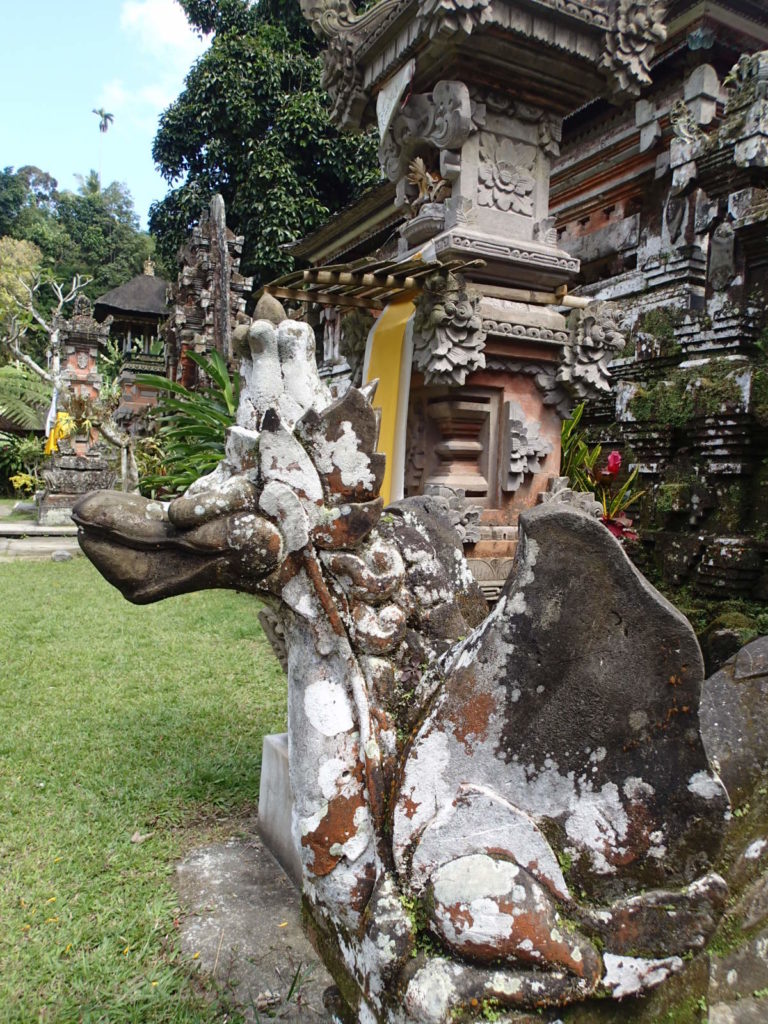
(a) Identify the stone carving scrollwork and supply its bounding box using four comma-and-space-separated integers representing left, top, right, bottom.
670, 99, 706, 143
502, 401, 552, 492
477, 133, 536, 215
600, 0, 668, 98
412, 271, 486, 386
380, 80, 474, 182
422, 484, 482, 543
557, 301, 627, 399
486, 356, 574, 419
418, 0, 494, 40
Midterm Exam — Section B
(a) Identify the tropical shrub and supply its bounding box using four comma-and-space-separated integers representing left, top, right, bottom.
135, 350, 238, 495
560, 402, 644, 540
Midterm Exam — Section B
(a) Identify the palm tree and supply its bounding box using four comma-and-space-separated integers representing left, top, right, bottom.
92, 109, 114, 185
92, 108, 114, 134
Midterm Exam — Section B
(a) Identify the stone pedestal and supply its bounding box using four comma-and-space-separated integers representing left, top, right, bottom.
257, 733, 301, 888
38, 442, 116, 526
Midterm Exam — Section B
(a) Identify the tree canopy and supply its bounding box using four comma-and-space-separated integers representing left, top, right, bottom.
0, 166, 157, 300
149, 0, 380, 286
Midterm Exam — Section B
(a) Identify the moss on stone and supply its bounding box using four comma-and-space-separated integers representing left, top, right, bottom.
636, 307, 684, 358
751, 365, 768, 427
630, 360, 746, 427
656, 482, 690, 516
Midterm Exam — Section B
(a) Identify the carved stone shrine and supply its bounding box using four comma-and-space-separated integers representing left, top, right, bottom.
37, 296, 116, 525
275, 0, 675, 600
164, 194, 253, 387
74, 299, 733, 1022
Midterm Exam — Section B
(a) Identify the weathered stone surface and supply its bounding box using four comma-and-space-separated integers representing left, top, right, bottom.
710, 927, 768, 1005
51, 549, 73, 562
701, 637, 768, 804
396, 503, 728, 899
74, 317, 730, 1022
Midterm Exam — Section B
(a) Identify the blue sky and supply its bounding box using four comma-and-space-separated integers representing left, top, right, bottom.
0, 0, 209, 229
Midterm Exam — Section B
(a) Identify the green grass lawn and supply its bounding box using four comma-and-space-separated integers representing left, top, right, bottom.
0, 497, 34, 519
0, 558, 286, 1023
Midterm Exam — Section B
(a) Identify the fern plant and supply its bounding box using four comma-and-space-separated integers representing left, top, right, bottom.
0, 365, 50, 430
134, 350, 239, 495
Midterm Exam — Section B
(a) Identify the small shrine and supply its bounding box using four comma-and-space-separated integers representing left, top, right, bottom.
164, 195, 253, 387
95, 259, 171, 430
37, 296, 115, 524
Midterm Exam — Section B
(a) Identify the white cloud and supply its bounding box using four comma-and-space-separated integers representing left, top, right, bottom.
99, 2, 210, 133
120, 0, 209, 65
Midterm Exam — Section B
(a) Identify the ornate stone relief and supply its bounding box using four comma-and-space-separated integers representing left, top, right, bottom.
600, 0, 668, 98
485, 356, 574, 420
502, 401, 552, 492
412, 270, 486, 385
380, 80, 475, 182
670, 99, 706, 143
477, 133, 537, 215
557, 301, 627, 399
422, 484, 482, 543
417, 0, 493, 40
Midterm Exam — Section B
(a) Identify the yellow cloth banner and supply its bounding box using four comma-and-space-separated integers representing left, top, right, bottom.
44, 412, 69, 456
364, 296, 415, 505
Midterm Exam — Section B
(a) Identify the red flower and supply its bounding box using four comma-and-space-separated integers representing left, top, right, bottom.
606, 450, 622, 475
601, 515, 638, 541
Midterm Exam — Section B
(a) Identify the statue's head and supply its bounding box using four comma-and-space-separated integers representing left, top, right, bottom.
73, 314, 385, 606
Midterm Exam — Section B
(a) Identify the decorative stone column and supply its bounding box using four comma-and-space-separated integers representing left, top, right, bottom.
302, 0, 665, 596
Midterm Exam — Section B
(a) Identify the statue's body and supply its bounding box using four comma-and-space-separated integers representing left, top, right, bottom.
74, 314, 730, 1023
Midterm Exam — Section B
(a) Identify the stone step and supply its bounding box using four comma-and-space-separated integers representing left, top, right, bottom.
0, 522, 78, 537
0, 537, 81, 560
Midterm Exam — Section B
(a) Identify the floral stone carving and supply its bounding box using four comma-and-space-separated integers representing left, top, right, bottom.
412, 270, 486, 386
501, 401, 552, 492
477, 132, 536, 215
74, 315, 730, 1023
600, 0, 668, 99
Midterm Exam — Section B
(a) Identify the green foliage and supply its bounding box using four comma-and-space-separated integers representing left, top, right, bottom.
135, 350, 238, 494
560, 403, 602, 492
0, 431, 45, 495
150, 0, 380, 285
635, 307, 684, 357
0, 165, 159, 303
0, 364, 50, 429
560, 403, 645, 533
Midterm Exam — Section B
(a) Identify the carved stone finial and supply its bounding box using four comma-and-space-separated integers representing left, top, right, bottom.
558, 301, 627, 399
254, 292, 287, 325
600, 0, 668, 99
412, 270, 486, 386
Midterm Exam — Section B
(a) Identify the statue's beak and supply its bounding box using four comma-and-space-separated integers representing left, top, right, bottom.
72, 490, 283, 604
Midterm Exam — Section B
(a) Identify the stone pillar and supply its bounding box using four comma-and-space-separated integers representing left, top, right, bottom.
301, 0, 667, 597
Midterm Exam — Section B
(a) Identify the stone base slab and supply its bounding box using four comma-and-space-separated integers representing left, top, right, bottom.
258, 733, 302, 888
